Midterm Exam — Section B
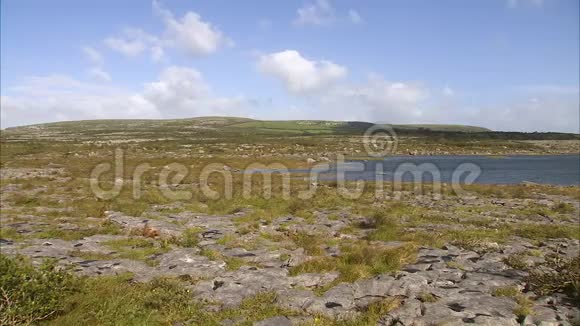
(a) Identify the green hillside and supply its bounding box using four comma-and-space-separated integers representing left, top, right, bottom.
3, 116, 486, 135
3, 116, 577, 143
391, 124, 490, 133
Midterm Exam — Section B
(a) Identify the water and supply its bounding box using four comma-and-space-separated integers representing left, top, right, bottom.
290, 155, 580, 186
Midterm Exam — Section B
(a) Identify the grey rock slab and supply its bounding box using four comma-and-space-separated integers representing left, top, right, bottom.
192, 267, 291, 307
289, 272, 339, 288
253, 316, 292, 326
107, 212, 185, 237
155, 248, 225, 278
275, 289, 317, 311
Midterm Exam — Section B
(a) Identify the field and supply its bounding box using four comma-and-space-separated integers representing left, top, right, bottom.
0, 117, 579, 325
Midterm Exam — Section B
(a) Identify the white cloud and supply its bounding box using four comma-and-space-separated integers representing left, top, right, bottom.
143, 66, 210, 106
153, 0, 231, 56
309, 75, 429, 123
0, 77, 159, 128
3, 71, 578, 132
88, 67, 112, 82
348, 9, 363, 24
104, 28, 152, 57
258, 50, 347, 94
256, 51, 579, 132
463, 90, 579, 132
151, 45, 165, 62
82, 46, 104, 66
294, 0, 335, 26
81, 46, 111, 82
1, 67, 261, 128
104, 1, 230, 60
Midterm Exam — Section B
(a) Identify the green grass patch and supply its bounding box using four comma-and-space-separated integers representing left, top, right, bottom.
290, 242, 416, 284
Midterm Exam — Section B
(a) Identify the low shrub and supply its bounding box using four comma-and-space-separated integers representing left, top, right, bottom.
0, 255, 79, 325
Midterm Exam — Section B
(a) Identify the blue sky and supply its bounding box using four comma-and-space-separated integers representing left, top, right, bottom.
1, 0, 579, 131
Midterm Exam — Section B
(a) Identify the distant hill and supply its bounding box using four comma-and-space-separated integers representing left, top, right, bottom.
3, 117, 483, 134
2, 116, 577, 141
390, 124, 491, 133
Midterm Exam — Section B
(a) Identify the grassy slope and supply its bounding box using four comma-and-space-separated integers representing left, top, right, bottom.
3, 116, 485, 134
3, 117, 578, 143
391, 124, 490, 132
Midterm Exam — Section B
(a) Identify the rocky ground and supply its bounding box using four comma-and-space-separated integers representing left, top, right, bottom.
1, 173, 579, 325
1, 126, 579, 325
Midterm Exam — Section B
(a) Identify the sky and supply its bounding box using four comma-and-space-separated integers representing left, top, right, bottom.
1, 0, 579, 132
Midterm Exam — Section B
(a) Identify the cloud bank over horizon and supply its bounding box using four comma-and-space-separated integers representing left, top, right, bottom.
1, 0, 578, 133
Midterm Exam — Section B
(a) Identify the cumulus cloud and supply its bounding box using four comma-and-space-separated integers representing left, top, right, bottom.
258, 50, 347, 94
104, 1, 230, 60
153, 0, 231, 55
294, 0, 335, 26
105, 37, 146, 56
0, 67, 261, 128
294, 1, 363, 26
104, 28, 156, 57
81, 46, 111, 82
255, 50, 578, 132
348, 9, 363, 24
460, 90, 579, 132
300, 75, 428, 123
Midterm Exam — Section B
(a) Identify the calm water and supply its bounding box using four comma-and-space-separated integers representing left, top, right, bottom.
290, 155, 580, 186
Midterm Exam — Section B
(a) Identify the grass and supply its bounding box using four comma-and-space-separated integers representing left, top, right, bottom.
0, 227, 23, 242
0, 255, 304, 325
324, 297, 401, 326
289, 231, 326, 256
491, 286, 534, 319
417, 292, 438, 303
103, 237, 169, 265
503, 253, 530, 270
0, 255, 79, 325
290, 241, 417, 284
34, 222, 121, 241
513, 223, 580, 240
199, 248, 246, 271
174, 227, 202, 247
525, 255, 580, 302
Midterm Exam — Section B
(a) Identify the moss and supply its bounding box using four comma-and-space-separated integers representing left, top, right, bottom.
446, 261, 466, 270
417, 292, 438, 303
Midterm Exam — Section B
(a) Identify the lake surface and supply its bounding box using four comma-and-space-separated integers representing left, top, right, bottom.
290, 155, 580, 186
